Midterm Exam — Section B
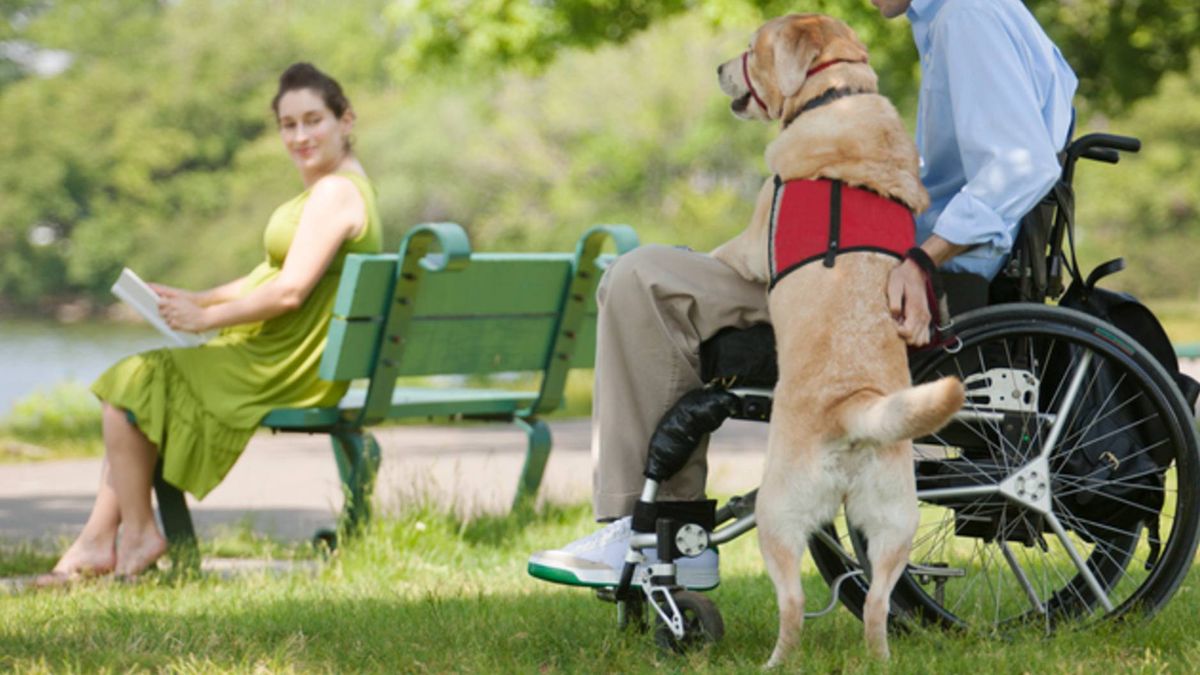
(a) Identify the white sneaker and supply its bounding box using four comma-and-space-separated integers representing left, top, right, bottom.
527, 516, 719, 590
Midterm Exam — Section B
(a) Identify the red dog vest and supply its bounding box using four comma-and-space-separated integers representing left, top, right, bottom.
768, 178, 916, 290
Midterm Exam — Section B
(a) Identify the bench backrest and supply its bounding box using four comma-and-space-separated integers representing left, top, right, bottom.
321, 223, 638, 424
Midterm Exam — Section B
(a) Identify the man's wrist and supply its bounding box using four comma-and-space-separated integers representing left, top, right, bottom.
921, 235, 970, 267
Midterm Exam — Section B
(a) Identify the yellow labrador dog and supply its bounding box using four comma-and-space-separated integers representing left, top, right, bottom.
710, 14, 965, 665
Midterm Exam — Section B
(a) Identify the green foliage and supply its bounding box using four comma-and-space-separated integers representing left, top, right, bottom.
359, 19, 777, 255
383, 0, 919, 103
1, 380, 98, 442
1074, 53, 1200, 300
383, 0, 1199, 116
0, 0, 1198, 309
0, 380, 103, 460
0, 0, 397, 305
1030, 0, 1200, 114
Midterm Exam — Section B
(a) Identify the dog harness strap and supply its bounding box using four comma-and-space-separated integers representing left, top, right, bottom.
769, 179, 915, 290
824, 180, 842, 268
767, 175, 783, 281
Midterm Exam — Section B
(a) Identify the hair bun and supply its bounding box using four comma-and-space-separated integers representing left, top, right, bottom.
271, 62, 351, 119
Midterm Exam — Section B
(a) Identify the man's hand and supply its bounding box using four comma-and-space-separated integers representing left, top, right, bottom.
888, 236, 970, 347
887, 258, 931, 347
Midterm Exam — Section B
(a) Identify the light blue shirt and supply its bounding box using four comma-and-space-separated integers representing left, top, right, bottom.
908, 0, 1078, 278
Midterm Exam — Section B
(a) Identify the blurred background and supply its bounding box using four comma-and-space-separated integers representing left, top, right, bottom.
1, 0, 1198, 446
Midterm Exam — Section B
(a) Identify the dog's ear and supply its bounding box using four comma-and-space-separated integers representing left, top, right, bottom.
823, 23, 871, 70
772, 21, 821, 99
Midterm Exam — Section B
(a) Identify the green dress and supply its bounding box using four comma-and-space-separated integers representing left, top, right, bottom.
92, 172, 382, 498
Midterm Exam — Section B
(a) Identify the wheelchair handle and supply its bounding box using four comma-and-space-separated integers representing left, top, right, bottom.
1063, 133, 1141, 182
1080, 148, 1121, 164
1069, 133, 1141, 160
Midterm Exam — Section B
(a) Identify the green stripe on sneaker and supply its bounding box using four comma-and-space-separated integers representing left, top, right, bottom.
526, 562, 612, 588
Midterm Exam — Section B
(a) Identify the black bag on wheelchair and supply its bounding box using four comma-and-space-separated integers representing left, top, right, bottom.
1048, 259, 1200, 558
1059, 258, 1200, 408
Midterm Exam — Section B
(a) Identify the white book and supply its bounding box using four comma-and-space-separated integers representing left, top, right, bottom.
111, 268, 213, 347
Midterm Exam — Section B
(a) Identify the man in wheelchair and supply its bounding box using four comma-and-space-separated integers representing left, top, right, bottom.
529, 0, 1196, 611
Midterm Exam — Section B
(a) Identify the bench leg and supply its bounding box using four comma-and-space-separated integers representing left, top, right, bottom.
512, 417, 552, 511
153, 460, 200, 571
330, 429, 381, 534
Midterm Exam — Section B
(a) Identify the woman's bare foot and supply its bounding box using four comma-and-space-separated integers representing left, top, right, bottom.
51, 536, 117, 577
115, 523, 168, 578
33, 535, 117, 588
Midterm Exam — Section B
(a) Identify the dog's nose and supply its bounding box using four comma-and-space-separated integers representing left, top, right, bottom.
717, 63, 724, 77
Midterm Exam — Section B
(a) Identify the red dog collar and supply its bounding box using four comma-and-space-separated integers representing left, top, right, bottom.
742, 52, 769, 114
741, 54, 869, 117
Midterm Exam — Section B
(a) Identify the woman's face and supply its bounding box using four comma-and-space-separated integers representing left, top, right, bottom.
276, 88, 352, 179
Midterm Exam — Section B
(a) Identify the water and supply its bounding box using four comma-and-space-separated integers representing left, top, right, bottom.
0, 319, 167, 416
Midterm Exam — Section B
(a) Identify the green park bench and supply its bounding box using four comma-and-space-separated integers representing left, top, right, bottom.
153, 222, 639, 564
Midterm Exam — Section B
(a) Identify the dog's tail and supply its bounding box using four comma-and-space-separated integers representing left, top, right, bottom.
840, 377, 965, 445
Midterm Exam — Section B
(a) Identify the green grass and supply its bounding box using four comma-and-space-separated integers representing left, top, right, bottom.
0, 381, 104, 463
4, 502, 1200, 673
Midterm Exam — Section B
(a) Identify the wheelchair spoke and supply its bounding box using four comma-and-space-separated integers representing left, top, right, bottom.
918, 483, 1000, 502
1058, 411, 1163, 460
1000, 540, 1046, 615
1045, 511, 1115, 612
1057, 374, 1140, 449
1053, 444, 1171, 498
1039, 351, 1094, 461
915, 438, 999, 488
999, 336, 1045, 466
1051, 497, 1154, 544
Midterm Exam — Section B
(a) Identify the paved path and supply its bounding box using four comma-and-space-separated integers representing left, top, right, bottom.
0, 419, 768, 544
9, 357, 1198, 545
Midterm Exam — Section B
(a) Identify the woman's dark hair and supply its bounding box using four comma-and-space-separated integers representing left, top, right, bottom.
271, 62, 351, 120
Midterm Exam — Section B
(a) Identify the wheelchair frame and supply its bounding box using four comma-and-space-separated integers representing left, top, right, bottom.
600, 133, 1200, 651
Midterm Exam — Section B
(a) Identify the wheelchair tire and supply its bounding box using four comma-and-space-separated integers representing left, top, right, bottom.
808, 303, 1200, 632
653, 590, 725, 654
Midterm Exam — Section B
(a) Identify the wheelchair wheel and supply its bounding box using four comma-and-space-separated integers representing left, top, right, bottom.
809, 303, 1200, 632
653, 590, 725, 654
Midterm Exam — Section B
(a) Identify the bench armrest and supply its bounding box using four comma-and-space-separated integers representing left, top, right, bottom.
527, 224, 640, 416
400, 222, 472, 272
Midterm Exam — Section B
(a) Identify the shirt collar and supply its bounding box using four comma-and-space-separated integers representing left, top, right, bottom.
907, 0, 949, 54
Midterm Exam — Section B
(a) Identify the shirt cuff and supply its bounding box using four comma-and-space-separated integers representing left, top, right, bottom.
931, 190, 1017, 254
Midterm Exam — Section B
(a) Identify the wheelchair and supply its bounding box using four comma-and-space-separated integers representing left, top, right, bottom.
600, 133, 1200, 653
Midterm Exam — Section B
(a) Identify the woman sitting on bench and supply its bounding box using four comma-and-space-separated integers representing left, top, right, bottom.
37, 62, 382, 585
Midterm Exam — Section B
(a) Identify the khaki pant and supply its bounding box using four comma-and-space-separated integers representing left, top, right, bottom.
592, 245, 770, 519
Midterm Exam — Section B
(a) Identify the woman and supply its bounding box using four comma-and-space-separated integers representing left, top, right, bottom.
39, 62, 382, 584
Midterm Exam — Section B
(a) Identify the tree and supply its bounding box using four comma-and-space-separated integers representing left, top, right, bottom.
0, 0, 398, 307
384, 0, 1200, 114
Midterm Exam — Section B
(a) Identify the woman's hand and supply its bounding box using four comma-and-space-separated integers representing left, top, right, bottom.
158, 294, 211, 333
149, 283, 198, 303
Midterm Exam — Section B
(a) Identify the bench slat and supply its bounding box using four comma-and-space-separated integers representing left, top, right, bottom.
410, 256, 572, 316
322, 318, 383, 381
262, 387, 539, 430
333, 254, 397, 318
398, 317, 558, 375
